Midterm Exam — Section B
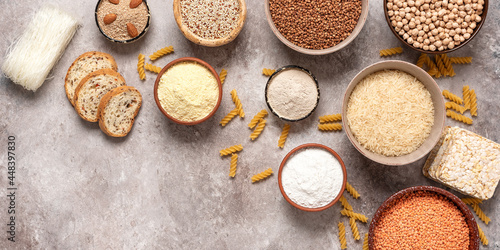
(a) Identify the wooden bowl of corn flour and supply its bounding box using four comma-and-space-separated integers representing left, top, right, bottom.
265, 66, 320, 122
278, 143, 347, 212
154, 57, 222, 125
342, 60, 446, 166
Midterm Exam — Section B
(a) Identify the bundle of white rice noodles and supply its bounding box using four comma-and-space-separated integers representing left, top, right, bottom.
1, 5, 79, 92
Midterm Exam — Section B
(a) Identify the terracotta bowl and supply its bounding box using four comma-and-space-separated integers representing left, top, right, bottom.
95, 0, 151, 44
368, 186, 480, 250
383, 0, 489, 54
265, 65, 320, 122
153, 57, 222, 125
278, 143, 347, 212
173, 0, 247, 47
264, 0, 369, 55
342, 60, 445, 166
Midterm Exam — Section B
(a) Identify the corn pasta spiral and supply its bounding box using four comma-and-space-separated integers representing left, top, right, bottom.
318, 123, 342, 131
442, 54, 456, 76
346, 182, 360, 199
219, 69, 228, 85
416, 53, 429, 68
319, 113, 342, 123
435, 54, 447, 76
262, 68, 275, 76
248, 109, 268, 129
442, 90, 463, 104
471, 203, 490, 225
445, 102, 466, 114
251, 168, 273, 183
470, 89, 477, 116
340, 209, 368, 223
277, 124, 290, 148
450, 57, 472, 64
149, 46, 174, 61
338, 222, 347, 249
250, 119, 266, 140
477, 223, 489, 245
463, 85, 471, 110
144, 63, 162, 74
220, 108, 239, 127
229, 154, 238, 178
339, 195, 353, 211
446, 110, 472, 125
349, 217, 361, 240
362, 233, 369, 250
379, 47, 403, 56
230, 89, 244, 117
461, 197, 482, 205
137, 53, 146, 80
219, 144, 243, 156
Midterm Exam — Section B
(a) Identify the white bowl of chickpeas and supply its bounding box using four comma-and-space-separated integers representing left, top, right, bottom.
384, 0, 488, 53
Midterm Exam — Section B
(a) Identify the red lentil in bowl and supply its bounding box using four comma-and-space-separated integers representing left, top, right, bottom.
368, 186, 479, 250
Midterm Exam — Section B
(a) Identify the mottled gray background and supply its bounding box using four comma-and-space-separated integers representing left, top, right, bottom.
0, 0, 499, 249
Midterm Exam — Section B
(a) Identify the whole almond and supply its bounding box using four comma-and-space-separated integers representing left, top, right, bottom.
109, 0, 119, 4
103, 14, 117, 25
129, 0, 142, 8
127, 23, 139, 38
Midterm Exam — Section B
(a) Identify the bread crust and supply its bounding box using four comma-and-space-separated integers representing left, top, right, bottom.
65, 51, 118, 106
74, 69, 126, 122
98, 86, 142, 137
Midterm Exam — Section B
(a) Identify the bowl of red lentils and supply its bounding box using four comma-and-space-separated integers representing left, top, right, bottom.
384, 0, 488, 53
173, 0, 247, 47
368, 186, 480, 249
265, 0, 369, 55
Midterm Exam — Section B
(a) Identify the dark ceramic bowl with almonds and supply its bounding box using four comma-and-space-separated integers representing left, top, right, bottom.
95, 0, 151, 43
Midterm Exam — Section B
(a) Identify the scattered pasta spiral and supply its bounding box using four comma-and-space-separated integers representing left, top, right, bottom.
219, 69, 228, 85
362, 233, 369, 250
445, 102, 466, 114
349, 217, 361, 240
339, 195, 353, 211
251, 168, 273, 183
338, 222, 347, 249
340, 209, 368, 223
442, 90, 463, 104
319, 113, 342, 123
137, 53, 146, 80
470, 89, 477, 116
277, 124, 290, 148
262, 68, 275, 76
230, 89, 245, 117
463, 85, 471, 110
379, 47, 403, 57
450, 57, 472, 64
442, 54, 456, 76
149, 46, 174, 61
461, 197, 482, 205
248, 109, 268, 129
416, 53, 429, 68
435, 54, 447, 76
229, 154, 237, 178
250, 119, 266, 140
220, 108, 239, 127
144, 63, 162, 74
426, 56, 441, 77
446, 110, 473, 125
477, 223, 489, 245
318, 123, 342, 131
427, 66, 439, 77
219, 144, 243, 156
346, 182, 360, 199
471, 203, 490, 225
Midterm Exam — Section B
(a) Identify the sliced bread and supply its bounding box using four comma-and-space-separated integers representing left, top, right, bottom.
65, 51, 118, 106
98, 86, 142, 137
74, 69, 126, 122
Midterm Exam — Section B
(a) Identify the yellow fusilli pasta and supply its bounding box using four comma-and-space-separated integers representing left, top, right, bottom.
446, 110, 473, 125
149, 45, 174, 61
251, 168, 273, 183
470, 89, 477, 116
379, 47, 403, 56
442, 54, 456, 76
416, 53, 429, 68
219, 144, 243, 156
250, 119, 266, 140
144, 63, 162, 74
262, 68, 275, 76
219, 69, 228, 85
461, 197, 483, 205
220, 108, 239, 127
362, 233, 369, 250
435, 54, 447, 76
471, 203, 490, 225
463, 85, 471, 110
230, 89, 245, 117
137, 53, 146, 80
319, 113, 342, 123
477, 223, 488, 245
340, 209, 368, 223
339, 195, 353, 211
442, 90, 463, 104
338, 222, 347, 249
445, 102, 466, 114
427, 66, 439, 77
450, 57, 472, 64
229, 154, 237, 178
248, 109, 268, 129
278, 124, 290, 148
349, 217, 361, 240
318, 123, 342, 131
426, 56, 440, 77
346, 182, 360, 199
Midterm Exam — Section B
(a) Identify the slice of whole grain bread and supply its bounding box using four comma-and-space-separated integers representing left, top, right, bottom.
98, 86, 142, 137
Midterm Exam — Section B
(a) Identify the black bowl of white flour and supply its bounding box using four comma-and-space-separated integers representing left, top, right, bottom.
265, 65, 320, 122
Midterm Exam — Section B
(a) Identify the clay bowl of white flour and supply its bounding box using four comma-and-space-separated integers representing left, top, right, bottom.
278, 143, 347, 212
265, 66, 320, 122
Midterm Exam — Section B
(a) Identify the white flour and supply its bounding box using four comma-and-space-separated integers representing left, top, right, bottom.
266, 68, 318, 120
281, 148, 344, 208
